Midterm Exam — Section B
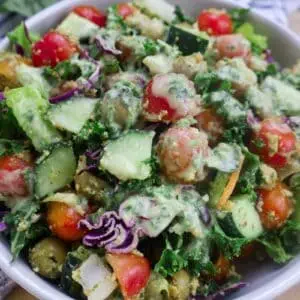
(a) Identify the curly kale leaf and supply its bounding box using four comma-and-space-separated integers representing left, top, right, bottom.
235, 148, 261, 199
3, 200, 49, 258
210, 224, 249, 260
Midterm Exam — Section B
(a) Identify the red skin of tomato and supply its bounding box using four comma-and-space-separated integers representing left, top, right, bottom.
117, 3, 136, 19
106, 253, 151, 298
73, 6, 107, 27
32, 32, 77, 67
258, 182, 293, 230
251, 118, 296, 168
47, 202, 86, 242
198, 10, 233, 36
0, 156, 31, 197
143, 79, 176, 122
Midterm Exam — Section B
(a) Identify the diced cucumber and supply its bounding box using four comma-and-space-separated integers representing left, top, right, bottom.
218, 195, 263, 239
166, 25, 209, 56
134, 0, 176, 23
47, 97, 98, 134
99, 130, 155, 181
5, 86, 62, 151
15, 64, 52, 99
35, 144, 77, 198
57, 13, 99, 40
209, 172, 230, 208
261, 76, 300, 116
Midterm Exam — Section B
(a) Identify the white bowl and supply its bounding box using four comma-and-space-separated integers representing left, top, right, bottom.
1, 1, 300, 299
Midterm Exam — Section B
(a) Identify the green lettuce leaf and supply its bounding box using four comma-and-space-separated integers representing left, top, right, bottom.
237, 23, 268, 55
8, 23, 40, 56
228, 8, 249, 31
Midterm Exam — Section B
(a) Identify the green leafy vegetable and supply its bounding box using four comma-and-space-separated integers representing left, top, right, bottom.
154, 238, 187, 277
228, 8, 249, 30
211, 224, 249, 260
256, 63, 278, 83
173, 5, 193, 24
0, 0, 56, 17
237, 23, 268, 55
0, 102, 24, 139
235, 148, 261, 199
258, 233, 292, 264
0, 139, 29, 158
8, 23, 39, 57
222, 123, 248, 145
3, 200, 49, 258
281, 72, 300, 90
155, 233, 213, 278
280, 221, 300, 255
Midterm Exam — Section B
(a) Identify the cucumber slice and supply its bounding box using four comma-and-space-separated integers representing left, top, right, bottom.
218, 195, 263, 239
167, 25, 209, 56
57, 13, 99, 40
47, 97, 98, 134
134, 0, 176, 23
35, 144, 77, 198
5, 86, 62, 151
99, 130, 155, 181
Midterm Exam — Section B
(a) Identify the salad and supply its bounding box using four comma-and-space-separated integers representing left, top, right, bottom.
1, 0, 300, 299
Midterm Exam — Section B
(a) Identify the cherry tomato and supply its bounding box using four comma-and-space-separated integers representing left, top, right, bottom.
198, 9, 233, 36
0, 155, 31, 197
214, 254, 231, 282
157, 127, 210, 183
215, 34, 251, 59
143, 79, 176, 122
106, 253, 151, 298
47, 202, 86, 242
73, 6, 107, 27
257, 182, 293, 229
32, 32, 77, 67
195, 109, 224, 145
117, 3, 136, 19
143, 73, 201, 123
251, 118, 296, 168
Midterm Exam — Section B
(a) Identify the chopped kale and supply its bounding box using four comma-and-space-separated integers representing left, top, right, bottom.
228, 8, 249, 31
173, 5, 194, 24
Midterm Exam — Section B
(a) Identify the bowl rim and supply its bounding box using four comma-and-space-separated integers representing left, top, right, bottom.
1, 0, 300, 300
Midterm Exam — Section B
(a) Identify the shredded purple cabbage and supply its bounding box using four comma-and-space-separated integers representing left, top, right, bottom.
191, 282, 248, 300
79, 211, 139, 253
49, 88, 80, 104
247, 111, 260, 128
265, 49, 275, 64
95, 35, 122, 56
0, 92, 5, 102
0, 210, 8, 232
15, 44, 25, 56
82, 64, 101, 90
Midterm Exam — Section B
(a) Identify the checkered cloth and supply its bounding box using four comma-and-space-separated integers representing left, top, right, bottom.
0, 0, 299, 299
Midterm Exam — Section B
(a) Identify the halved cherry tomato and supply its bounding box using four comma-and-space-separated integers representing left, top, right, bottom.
47, 202, 86, 242
198, 9, 233, 36
195, 109, 224, 145
106, 253, 151, 298
73, 6, 107, 27
215, 34, 251, 59
257, 182, 293, 230
117, 3, 136, 19
32, 32, 77, 67
143, 79, 176, 122
214, 254, 231, 282
239, 242, 256, 259
251, 118, 296, 168
0, 155, 32, 197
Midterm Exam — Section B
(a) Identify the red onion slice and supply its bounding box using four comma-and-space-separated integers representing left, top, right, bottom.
49, 88, 79, 104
